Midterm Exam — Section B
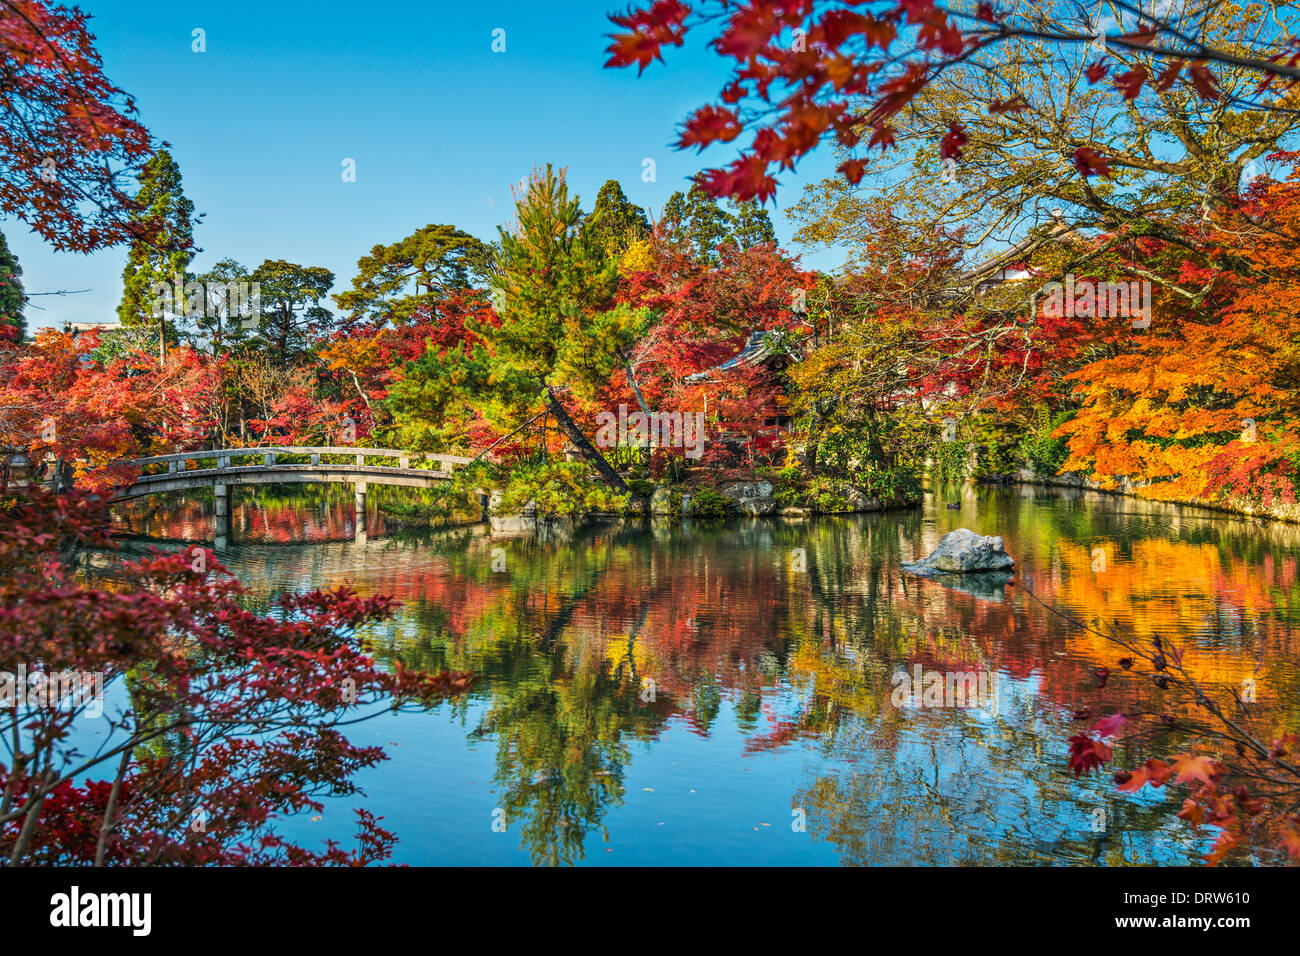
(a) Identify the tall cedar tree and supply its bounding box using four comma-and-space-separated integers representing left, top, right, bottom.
0, 230, 25, 342
117, 150, 200, 364
475, 165, 648, 490
586, 180, 651, 258
661, 177, 775, 264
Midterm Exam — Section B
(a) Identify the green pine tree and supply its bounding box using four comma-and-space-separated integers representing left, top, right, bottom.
335, 224, 494, 327
193, 257, 252, 355
249, 259, 335, 367
730, 199, 776, 248
117, 150, 201, 363
392, 165, 646, 491
0, 230, 26, 341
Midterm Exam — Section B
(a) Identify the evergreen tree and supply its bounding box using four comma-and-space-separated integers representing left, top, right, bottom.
249, 259, 335, 367
335, 224, 494, 327
661, 176, 776, 264
730, 199, 777, 248
0, 230, 25, 341
193, 257, 253, 355
400, 165, 648, 490
117, 150, 201, 363
585, 180, 650, 259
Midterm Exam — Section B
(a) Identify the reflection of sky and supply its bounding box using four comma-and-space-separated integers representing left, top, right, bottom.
811, 669, 1208, 866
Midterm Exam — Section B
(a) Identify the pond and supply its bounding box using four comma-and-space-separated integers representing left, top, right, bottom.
105, 482, 1300, 865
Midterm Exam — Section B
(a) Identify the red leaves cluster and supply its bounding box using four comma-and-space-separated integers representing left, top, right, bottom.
605, 2, 943, 201
678, 105, 743, 151
1068, 732, 1113, 776
0, 1, 155, 252
0, 330, 226, 494
607, 1, 1239, 201
0, 486, 477, 865
605, 0, 691, 73
1067, 711, 1125, 775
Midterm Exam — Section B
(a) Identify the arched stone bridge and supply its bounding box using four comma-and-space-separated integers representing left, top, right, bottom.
115, 446, 476, 543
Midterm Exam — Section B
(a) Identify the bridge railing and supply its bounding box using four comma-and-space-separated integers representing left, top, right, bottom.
129, 447, 474, 476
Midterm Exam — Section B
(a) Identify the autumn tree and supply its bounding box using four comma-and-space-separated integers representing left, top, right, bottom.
784, 1, 1300, 304
0, 329, 225, 493
1055, 164, 1300, 510
335, 223, 494, 328
0, 0, 154, 252
400, 166, 648, 489
604, 1, 1300, 205
117, 150, 201, 364
326, 290, 494, 444
0, 486, 475, 865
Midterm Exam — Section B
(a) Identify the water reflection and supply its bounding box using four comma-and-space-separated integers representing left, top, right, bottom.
106, 483, 1300, 865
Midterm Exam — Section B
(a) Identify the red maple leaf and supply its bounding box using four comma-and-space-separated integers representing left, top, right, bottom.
1073, 147, 1112, 178
868, 121, 897, 150
989, 96, 1029, 114
1068, 733, 1113, 775
1153, 59, 1185, 92
939, 121, 968, 160
1188, 61, 1222, 100
838, 158, 868, 184
1114, 64, 1149, 100
677, 104, 742, 150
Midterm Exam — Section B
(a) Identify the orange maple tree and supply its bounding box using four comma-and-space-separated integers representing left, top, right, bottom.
1056, 159, 1300, 509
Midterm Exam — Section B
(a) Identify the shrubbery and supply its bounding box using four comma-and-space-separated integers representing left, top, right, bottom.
689, 488, 730, 518
498, 461, 627, 517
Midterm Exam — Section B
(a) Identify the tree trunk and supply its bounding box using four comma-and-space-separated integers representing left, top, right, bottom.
624, 358, 654, 467
545, 388, 629, 493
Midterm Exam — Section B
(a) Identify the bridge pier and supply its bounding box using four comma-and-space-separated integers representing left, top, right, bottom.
354, 480, 367, 537
214, 482, 230, 547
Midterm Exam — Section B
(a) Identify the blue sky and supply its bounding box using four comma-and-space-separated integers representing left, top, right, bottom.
11, 0, 842, 331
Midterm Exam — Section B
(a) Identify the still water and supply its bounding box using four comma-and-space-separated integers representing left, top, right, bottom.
109, 483, 1300, 865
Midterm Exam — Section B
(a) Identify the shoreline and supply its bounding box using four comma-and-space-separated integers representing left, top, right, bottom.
997, 471, 1300, 525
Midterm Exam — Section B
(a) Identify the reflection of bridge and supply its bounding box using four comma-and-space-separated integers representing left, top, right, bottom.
114, 446, 476, 544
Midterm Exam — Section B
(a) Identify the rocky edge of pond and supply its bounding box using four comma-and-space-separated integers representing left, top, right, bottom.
483, 479, 915, 535
642, 480, 904, 517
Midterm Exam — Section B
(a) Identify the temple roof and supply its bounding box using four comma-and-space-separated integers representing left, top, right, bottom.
684, 330, 777, 383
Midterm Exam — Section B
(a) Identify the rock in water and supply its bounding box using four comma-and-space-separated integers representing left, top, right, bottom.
902, 528, 1015, 575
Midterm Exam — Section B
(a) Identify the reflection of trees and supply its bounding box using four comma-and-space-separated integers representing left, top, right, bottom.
112, 483, 467, 543
473, 668, 643, 866
106, 487, 1300, 865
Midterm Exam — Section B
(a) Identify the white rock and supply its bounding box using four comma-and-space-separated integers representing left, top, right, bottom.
903, 528, 1015, 574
